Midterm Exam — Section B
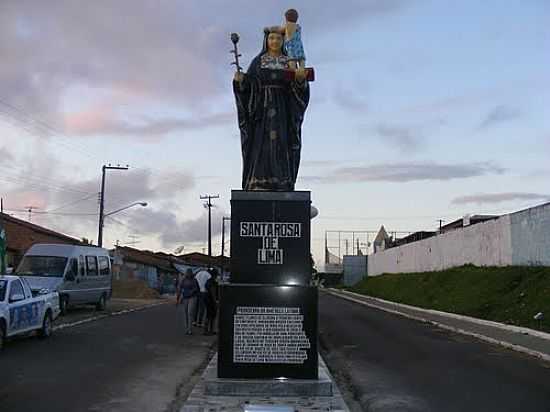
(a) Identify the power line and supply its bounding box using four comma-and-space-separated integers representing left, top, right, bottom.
45, 192, 99, 213
2, 208, 97, 216
0, 170, 94, 196
0, 99, 103, 162
104, 215, 133, 230
0, 98, 194, 188
0, 100, 197, 209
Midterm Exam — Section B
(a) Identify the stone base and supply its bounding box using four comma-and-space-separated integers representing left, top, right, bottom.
206, 355, 332, 397
181, 353, 350, 411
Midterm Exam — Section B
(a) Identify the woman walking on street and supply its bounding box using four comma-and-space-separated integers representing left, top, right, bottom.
203, 269, 219, 335
177, 269, 199, 335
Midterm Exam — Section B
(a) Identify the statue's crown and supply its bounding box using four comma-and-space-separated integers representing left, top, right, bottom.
264, 26, 284, 35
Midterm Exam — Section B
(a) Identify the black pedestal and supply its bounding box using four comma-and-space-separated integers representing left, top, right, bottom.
230, 191, 312, 285
219, 190, 318, 380
218, 284, 318, 379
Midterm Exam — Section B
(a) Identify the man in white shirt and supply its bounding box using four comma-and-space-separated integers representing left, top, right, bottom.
194, 268, 211, 327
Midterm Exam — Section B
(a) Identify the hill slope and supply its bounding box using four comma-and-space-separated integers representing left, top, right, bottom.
349, 265, 550, 332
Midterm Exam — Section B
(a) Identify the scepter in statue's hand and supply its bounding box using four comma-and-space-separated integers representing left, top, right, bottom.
230, 33, 244, 83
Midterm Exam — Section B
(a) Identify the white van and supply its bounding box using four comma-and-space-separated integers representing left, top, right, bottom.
16, 244, 112, 314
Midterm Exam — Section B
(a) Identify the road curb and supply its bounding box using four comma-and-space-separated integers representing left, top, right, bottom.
53, 300, 169, 331
325, 289, 550, 364
333, 289, 550, 340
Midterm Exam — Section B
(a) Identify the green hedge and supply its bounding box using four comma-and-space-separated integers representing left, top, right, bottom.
349, 265, 550, 332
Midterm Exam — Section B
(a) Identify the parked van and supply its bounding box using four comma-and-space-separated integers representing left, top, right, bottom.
16, 244, 112, 314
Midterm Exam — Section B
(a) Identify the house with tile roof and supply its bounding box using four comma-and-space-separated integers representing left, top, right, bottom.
0, 212, 83, 269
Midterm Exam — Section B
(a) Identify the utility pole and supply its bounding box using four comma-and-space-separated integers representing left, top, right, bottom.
324, 231, 328, 265
25, 205, 38, 222
0, 198, 5, 276
345, 239, 349, 256
221, 216, 231, 257
221, 216, 231, 278
98, 164, 128, 247
437, 219, 445, 233
200, 194, 219, 256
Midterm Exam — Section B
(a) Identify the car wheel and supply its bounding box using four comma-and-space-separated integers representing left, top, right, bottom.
60, 295, 69, 315
39, 311, 52, 338
96, 294, 106, 311
0, 321, 5, 351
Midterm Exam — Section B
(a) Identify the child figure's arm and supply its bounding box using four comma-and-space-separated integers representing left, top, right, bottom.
284, 22, 297, 41
294, 25, 306, 64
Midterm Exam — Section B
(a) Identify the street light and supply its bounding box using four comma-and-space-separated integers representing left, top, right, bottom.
104, 202, 147, 218
98, 202, 147, 247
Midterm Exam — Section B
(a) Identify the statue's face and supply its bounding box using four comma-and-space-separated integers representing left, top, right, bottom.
267, 32, 283, 54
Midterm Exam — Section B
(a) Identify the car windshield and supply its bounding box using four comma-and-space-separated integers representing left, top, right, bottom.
0, 280, 6, 301
16, 256, 68, 278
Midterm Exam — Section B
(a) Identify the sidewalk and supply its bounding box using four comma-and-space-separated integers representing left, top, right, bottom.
326, 289, 550, 363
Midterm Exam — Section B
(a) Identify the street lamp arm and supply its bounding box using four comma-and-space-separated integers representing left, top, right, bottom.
104, 202, 147, 217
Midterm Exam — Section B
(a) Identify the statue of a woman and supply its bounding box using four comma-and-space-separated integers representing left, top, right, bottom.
233, 26, 310, 191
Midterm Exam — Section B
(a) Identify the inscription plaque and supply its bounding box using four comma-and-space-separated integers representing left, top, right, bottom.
230, 191, 311, 285
233, 306, 311, 364
218, 284, 318, 379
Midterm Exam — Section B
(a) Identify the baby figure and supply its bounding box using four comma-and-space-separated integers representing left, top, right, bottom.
282, 8, 306, 70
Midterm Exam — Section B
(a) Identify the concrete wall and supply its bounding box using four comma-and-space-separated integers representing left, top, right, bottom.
368, 202, 550, 276
343, 255, 368, 285
510, 203, 550, 266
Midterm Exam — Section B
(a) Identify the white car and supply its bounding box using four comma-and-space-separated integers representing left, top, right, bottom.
0, 275, 61, 350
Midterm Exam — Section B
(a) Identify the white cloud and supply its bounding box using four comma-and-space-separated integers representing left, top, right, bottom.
373, 124, 423, 152
302, 161, 505, 183
124, 207, 226, 248
478, 105, 521, 130
0, 0, 415, 139
452, 192, 550, 205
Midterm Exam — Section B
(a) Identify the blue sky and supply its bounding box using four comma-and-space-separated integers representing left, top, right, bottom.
0, 0, 549, 267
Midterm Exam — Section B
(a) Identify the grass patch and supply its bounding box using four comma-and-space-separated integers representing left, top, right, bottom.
349, 265, 550, 333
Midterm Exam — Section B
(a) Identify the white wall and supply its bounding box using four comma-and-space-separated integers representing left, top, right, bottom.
510, 203, 550, 266
368, 213, 514, 276
368, 202, 550, 276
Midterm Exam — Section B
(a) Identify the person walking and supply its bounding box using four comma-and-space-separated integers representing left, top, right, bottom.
194, 267, 211, 327
203, 268, 219, 335
177, 269, 199, 335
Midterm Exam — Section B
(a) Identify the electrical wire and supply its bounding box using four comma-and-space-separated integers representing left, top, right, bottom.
45, 192, 99, 213
0, 99, 103, 162
0, 173, 94, 196
2, 208, 97, 217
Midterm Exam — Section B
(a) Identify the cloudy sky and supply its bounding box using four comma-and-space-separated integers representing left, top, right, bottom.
1, 0, 549, 267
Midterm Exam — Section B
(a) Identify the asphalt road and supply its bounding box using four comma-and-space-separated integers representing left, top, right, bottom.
319, 292, 550, 412
0, 302, 215, 412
